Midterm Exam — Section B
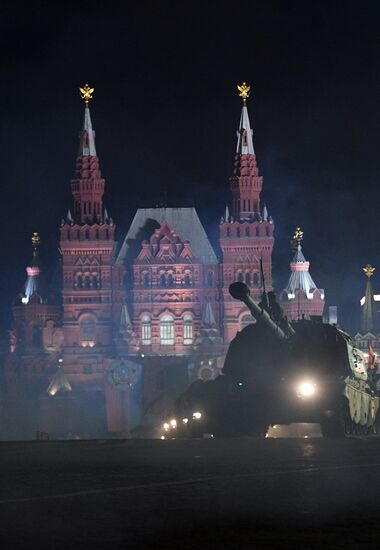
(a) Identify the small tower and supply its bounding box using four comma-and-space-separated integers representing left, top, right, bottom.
279, 228, 325, 321
361, 265, 376, 334
11, 233, 61, 353
219, 83, 274, 344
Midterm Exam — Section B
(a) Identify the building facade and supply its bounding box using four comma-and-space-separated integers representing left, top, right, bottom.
2, 84, 275, 438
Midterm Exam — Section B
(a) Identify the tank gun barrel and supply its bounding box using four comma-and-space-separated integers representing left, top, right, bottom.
229, 282, 294, 340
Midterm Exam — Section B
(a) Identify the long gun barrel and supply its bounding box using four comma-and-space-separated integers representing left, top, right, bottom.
229, 282, 295, 340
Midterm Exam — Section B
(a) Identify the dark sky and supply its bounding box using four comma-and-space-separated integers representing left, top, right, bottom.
0, 0, 379, 334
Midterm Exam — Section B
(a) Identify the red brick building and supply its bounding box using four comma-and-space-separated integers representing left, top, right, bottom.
2, 85, 275, 438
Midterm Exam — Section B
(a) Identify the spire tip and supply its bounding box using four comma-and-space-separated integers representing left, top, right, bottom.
237, 82, 251, 104
79, 83, 95, 106
363, 264, 375, 279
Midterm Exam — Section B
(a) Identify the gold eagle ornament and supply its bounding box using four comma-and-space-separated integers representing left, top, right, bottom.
79, 84, 95, 105
237, 82, 251, 103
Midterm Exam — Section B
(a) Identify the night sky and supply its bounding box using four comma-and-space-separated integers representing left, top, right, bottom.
0, 1, 379, 334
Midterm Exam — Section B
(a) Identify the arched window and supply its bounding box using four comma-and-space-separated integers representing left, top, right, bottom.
85, 275, 91, 289
241, 315, 255, 330
236, 227, 241, 238
226, 227, 231, 238
143, 272, 150, 287
80, 315, 96, 347
256, 227, 260, 237
85, 230, 90, 240
253, 272, 259, 287
93, 275, 99, 289
95, 229, 99, 240
237, 272, 244, 283
184, 272, 191, 286
183, 315, 193, 345
77, 275, 83, 288
141, 316, 151, 346
245, 272, 251, 286
245, 226, 250, 237
167, 273, 174, 287
160, 315, 174, 345
160, 273, 166, 287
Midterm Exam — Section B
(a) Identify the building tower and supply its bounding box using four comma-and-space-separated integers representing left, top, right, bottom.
361, 264, 376, 334
219, 83, 275, 343
279, 228, 325, 320
59, 85, 115, 387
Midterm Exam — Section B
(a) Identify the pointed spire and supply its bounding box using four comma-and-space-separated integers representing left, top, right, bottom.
236, 104, 255, 155
67, 209, 73, 224
230, 83, 263, 220
361, 265, 376, 333
78, 105, 97, 157
104, 207, 109, 223
120, 304, 132, 331
203, 302, 217, 327
22, 233, 41, 304
285, 229, 322, 299
70, 84, 105, 224
262, 204, 268, 221
224, 204, 230, 223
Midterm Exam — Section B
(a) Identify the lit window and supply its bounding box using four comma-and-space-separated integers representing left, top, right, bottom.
141, 316, 151, 345
160, 315, 174, 345
80, 315, 96, 347
183, 315, 193, 345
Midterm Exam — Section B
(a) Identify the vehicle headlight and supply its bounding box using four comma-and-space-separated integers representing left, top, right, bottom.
192, 411, 202, 420
170, 419, 177, 429
163, 422, 169, 431
297, 381, 317, 398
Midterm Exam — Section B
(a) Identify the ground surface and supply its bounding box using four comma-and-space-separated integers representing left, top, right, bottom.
1, 437, 380, 549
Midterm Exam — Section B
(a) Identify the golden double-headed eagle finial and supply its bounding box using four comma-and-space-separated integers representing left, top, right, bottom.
363, 264, 375, 278
79, 84, 95, 106
237, 82, 251, 104
31, 232, 40, 249
290, 227, 303, 251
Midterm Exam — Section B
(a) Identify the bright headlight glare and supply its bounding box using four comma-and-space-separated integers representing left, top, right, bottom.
170, 419, 177, 428
297, 381, 316, 397
193, 411, 202, 420
182, 418, 189, 424
163, 422, 169, 431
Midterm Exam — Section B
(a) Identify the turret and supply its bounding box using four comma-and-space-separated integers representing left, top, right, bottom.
229, 282, 294, 340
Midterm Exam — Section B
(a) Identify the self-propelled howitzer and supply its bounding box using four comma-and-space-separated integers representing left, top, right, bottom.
168, 282, 380, 438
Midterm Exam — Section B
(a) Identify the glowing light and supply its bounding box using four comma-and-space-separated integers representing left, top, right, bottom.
193, 412, 202, 420
238, 382, 243, 387
170, 419, 177, 428
160, 436, 165, 440
163, 423, 169, 431
182, 418, 189, 424
297, 381, 316, 398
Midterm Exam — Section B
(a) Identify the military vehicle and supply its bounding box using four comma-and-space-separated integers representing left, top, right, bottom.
163, 282, 380, 438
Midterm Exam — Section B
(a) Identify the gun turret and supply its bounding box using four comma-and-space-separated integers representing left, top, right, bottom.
229, 282, 295, 340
